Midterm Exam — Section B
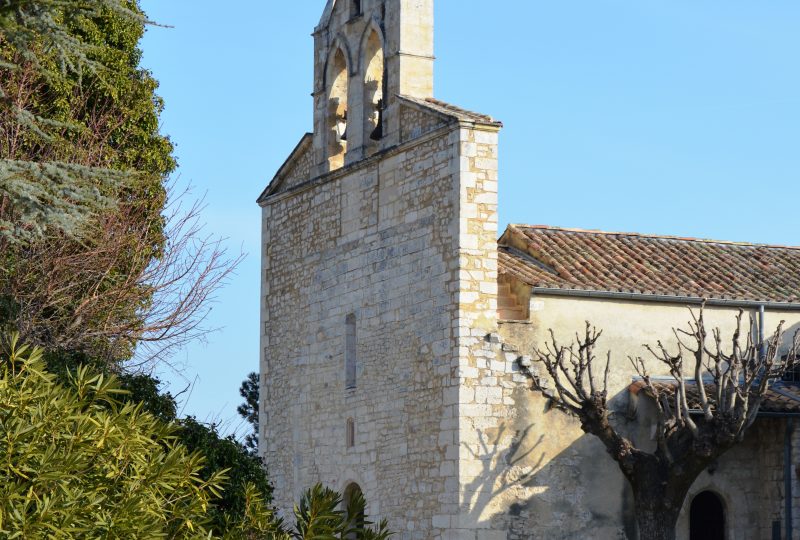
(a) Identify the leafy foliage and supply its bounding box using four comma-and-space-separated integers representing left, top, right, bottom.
40, 346, 275, 535
177, 417, 274, 536
116, 369, 179, 422
0, 334, 394, 538
238, 371, 260, 453
289, 484, 392, 540
0, 334, 226, 538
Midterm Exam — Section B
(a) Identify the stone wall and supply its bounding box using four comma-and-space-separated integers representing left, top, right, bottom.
676, 418, 786, 540
400, 104, 448, 143
281, 142, 315, 192
261, 107, 501, 539
258, 2, 800, 538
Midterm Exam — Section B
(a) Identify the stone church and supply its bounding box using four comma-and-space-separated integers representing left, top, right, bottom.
258, 1, 800, 538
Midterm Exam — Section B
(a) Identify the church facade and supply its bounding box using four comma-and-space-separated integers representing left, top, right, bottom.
258, 2, 800, 538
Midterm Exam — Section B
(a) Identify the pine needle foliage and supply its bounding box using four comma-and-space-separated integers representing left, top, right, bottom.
0, 0, 147, 75
0, 159, 123, 241
0, 0, 172, 242
237, 371, 260, 453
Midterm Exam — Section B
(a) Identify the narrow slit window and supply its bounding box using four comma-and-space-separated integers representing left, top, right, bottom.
346, 418, 355, 448
346, 314, 357, 389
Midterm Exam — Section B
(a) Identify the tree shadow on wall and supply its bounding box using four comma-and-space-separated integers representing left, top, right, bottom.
460, 424, 545, 527
458, 393, 637, 539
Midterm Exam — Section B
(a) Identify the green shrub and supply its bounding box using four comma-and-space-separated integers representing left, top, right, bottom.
0, 334, 224, 538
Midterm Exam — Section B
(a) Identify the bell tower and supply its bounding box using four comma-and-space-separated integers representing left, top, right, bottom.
260, 1, 503, 535
312, 0, 434, 174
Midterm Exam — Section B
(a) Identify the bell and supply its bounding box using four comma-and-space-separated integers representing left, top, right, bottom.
335, 110, 348, 142
369, 99, 383, 141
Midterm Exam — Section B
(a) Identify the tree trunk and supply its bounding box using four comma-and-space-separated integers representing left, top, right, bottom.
628, 457, 691, 540
635, 503, 680, 540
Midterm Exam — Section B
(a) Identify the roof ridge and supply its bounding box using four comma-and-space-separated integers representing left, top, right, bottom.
508, 224, 800, 251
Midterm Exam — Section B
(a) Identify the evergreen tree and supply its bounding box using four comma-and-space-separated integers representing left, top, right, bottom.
238, 371, 260, 453
0, 0, 234, 364
178, 417, 275, 535
0, 0, 167, 242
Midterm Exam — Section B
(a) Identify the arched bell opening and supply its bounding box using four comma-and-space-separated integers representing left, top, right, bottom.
362, 28, 385, 156
326, 47, 349, 171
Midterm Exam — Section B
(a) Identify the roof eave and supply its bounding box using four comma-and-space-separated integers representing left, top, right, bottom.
531, 287, 800, 311
396, 95, 503, 129
256, 133, 314, 206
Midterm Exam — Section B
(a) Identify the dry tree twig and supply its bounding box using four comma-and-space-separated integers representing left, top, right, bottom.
4, 182, 243, 369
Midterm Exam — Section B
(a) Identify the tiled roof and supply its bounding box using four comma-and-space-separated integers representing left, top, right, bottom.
499, 225, 800, 305
398, 95, 502, 126
630, 380, 800, 415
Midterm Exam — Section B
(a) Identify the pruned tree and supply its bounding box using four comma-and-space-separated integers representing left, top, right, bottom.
521, 307, 800, 540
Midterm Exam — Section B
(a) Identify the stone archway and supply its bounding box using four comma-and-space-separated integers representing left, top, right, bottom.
690, 490, 725, 540
343, 482, 365, 538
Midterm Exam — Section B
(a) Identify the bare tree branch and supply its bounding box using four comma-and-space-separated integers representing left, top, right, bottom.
3, 182, 243, 368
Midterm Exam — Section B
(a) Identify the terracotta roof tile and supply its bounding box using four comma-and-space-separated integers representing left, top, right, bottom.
499, 225, 800, 305
635, 381, 800, 415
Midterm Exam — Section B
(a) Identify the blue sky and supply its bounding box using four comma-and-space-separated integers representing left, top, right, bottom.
139, 1, 800, 434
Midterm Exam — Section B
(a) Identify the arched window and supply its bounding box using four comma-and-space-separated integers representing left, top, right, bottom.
690, 491, 725, 540
327, 48, 349, 171
345, 313, 357, 389
343, 483, 365, 538
346, 418, 355, 448
362, 28, 385, 153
